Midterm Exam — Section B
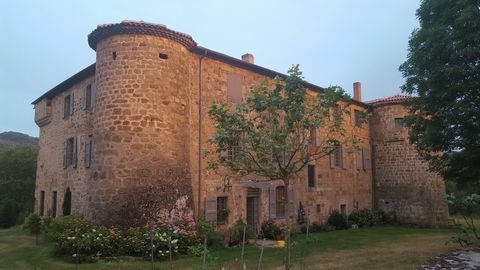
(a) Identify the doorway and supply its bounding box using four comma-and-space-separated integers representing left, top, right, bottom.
246, 188, 260, 231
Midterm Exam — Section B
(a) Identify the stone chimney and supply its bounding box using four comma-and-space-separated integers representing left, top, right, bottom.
353, 82, 362, 102
241, 53, 254, 64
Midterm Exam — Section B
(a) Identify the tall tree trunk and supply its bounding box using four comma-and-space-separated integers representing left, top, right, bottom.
283, 179, 291, 270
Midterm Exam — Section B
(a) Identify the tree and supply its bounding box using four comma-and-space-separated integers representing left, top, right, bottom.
208, 65, 358, 269
399, 0, 480, 190
0, 146, 37, 228
23, 213, 42, 245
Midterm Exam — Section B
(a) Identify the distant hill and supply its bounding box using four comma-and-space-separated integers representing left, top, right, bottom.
0, 132, 39, 150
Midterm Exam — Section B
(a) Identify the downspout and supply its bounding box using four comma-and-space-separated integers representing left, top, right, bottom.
197, 50, 207, 218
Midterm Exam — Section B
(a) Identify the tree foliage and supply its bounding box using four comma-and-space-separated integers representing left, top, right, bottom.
0, 146, 38, 228
208, 65, 359, 269
208, 65, 356, 182
399, 0, 480, 189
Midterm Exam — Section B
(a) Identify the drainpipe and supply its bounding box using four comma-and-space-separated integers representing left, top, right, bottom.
198, 50, 207, 218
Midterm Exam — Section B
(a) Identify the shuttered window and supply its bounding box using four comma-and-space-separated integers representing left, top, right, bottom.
354, 110, 361, 127
84, 139, 93, 168
85, 85, 92, 110
63, 94, 74, 118
227, 73, 243, 103
205, 197, 217, 222
308, 165, 316, 188
362, 148, 371, 170
276, 186, 286, 218
64, 137, 77, 168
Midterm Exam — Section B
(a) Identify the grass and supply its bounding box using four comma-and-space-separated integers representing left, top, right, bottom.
0, 225, 459, 270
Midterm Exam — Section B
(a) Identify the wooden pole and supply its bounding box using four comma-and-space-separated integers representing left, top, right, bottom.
256, 238, 266, 270
201, 237, 208, 270
240, 223, 247, 269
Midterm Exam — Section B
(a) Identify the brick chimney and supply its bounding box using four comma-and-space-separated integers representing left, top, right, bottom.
241, 53, 254, 64
353, 82, 362, 102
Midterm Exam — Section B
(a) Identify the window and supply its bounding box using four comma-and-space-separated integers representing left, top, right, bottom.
85, 85, 93, 110
395, 118, 405, 128
227, 73, 243, 103
62, 188, 72, 216
52, 191, 57, 218
340, 204, 347, 216
334, 146, 342, 167
275, 186, 286, 218
308, 164, 316, 188
64, 137, 77, 168
310, 128, 317, 146
84, 138, 93, 168
217, 197, 228, 225
316, 204, 321, 213
226, 134, 241, 161
331, 105, 342, 123
39, 191, 45, 216
354, 110, 362, 127
63, 94, 73, 118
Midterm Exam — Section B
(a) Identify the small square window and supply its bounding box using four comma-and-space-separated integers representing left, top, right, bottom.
395, 118, 405, 128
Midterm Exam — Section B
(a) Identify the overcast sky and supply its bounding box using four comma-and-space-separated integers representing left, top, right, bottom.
0, 0, 420, 137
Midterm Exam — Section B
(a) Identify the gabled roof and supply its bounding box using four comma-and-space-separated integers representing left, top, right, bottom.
366, 94, 414, 107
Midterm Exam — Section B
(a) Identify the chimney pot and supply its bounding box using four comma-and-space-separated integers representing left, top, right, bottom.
353, 82, 362, 102
241, 53, 254, 64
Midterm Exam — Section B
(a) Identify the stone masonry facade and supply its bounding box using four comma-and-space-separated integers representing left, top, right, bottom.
33, 21, 448, 229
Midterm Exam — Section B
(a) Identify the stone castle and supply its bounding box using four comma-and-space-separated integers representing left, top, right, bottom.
33, 21, 448, 228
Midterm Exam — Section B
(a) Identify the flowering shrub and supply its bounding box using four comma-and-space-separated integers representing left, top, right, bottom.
348, 209, 387, 227
261, 219, 283, 240
46, 215, 200, 261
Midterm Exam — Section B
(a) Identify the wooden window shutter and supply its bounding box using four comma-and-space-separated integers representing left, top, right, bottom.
205, 197, 217, 222
351, 108, 356, 126
69, 93, 75, 115
84, 140, 91, 168
330, 151, 335, 169
83, 86, 88, 110
91, 83, 96, 107
288, 185, 295, 217
72, 137, 78, 168
362, 148, 371, 170
63, 140, 67, 168
341, 146, 347, 169
227, 73, 243, 104
356, 151, 363, 170
269, 187, 276, 219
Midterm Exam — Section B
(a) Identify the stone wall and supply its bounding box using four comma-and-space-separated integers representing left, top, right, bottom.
370, 103, 448, 226
34, 22, 373, 228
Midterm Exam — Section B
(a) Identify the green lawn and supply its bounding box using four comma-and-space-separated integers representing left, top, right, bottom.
0, 225, 459, 270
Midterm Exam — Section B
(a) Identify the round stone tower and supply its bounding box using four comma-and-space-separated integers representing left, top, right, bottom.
368, 95, 448, 227
87, 21, 197, 226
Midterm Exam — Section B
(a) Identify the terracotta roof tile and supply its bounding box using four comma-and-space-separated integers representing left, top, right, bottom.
366, 94, 414, 106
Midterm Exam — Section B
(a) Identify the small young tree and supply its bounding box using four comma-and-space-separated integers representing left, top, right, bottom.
208, 65, 359, 269
23, 213, 42, 245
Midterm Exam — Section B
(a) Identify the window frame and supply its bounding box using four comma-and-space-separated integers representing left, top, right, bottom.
216, 196, 228, 225
354, 109, 362, 127
275, 186, 286, 218
64, 95, 71, 118
85, 84, 92, 110
307, 164, 316, 188
395, 117, 405, 128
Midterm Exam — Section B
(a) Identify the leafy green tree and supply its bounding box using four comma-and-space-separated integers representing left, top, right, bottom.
23, 213, 42, 245
399, 0, 480, 190
0, 146, 38, 228
208, 65, 357, 269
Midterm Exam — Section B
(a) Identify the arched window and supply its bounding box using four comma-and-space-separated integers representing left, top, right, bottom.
62, 188, 72, 216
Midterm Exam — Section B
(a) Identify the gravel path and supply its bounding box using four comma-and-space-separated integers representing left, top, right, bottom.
418, 249, 480, 270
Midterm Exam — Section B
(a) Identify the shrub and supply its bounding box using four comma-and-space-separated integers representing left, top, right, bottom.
23, 213, 42, 244
300, 222, 335, 233
261, 219, 283, 240
348, 209, 385, 227
228, 219, 255, 246
327, 210, 348, 230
